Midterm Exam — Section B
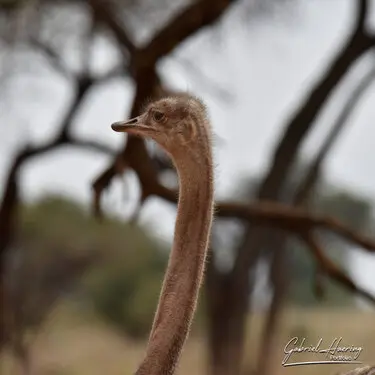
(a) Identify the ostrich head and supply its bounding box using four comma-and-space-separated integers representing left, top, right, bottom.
111, 94, 210, 160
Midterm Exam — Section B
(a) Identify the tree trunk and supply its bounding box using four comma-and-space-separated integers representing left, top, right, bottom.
206, 269, 250, 375
254, 231, 289, 375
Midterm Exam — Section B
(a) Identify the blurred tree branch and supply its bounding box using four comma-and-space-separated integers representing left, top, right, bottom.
130, 0, 235, 71
89, 0, 236, 73
88, 4, 375, 374
235, 0, 375, 276
303, 232, 375, 305
295, 65, 375, 205
254, 62, 375, 375
92, 133, 375, 256
212, 2, 375, 373
1, 1, 375, 374
0, 51, 117, 346
89, 0, 239, 203
28, 36, 72, 79
89, 0, 136, 57
91, 0, 239, 213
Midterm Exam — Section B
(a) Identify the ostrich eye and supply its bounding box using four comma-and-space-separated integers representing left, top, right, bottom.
152, 110, 165, 122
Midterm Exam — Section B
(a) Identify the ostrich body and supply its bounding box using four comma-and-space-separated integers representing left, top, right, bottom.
112, 94, 214, 375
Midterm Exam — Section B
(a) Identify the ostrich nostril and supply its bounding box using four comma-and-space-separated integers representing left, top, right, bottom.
127, 118, 138, 125
111, 117, 139, 132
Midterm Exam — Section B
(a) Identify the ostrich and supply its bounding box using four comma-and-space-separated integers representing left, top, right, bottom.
111, 94, 214, 375
111, 95, 375, 375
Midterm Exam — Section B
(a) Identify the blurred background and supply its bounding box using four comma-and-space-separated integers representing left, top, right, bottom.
0, 0, 375, 374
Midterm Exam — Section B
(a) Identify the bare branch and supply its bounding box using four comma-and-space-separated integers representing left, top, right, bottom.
89, 0, 136, 57
97, 64, 127, 83
59, 75, 94, 139
91, 0, 238, 223
302, 233, 375, 305
89, 0, 237, 76
0, 64, 117, 347
258, 25, 375, 203
91, 130, 375, 256
356, 0, 368, 32
233, 0, 375, 282
252, 66, 375, 375
28, 37, 71, 79
0, 132, 115, 347
132, 0, 236, 70
295, 65, 375, 204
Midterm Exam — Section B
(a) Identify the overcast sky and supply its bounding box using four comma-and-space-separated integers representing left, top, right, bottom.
1, 0, 375, 298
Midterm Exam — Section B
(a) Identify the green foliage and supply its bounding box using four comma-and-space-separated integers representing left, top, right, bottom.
18, 194, 168, 339
83, 247, 165, 338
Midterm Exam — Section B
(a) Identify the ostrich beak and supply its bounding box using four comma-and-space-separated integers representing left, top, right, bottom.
111, 117, 141, 132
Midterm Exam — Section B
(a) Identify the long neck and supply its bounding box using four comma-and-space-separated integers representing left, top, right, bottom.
135, 152, 214, 375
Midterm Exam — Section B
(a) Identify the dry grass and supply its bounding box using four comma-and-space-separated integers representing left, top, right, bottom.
1, 303, 374, 375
